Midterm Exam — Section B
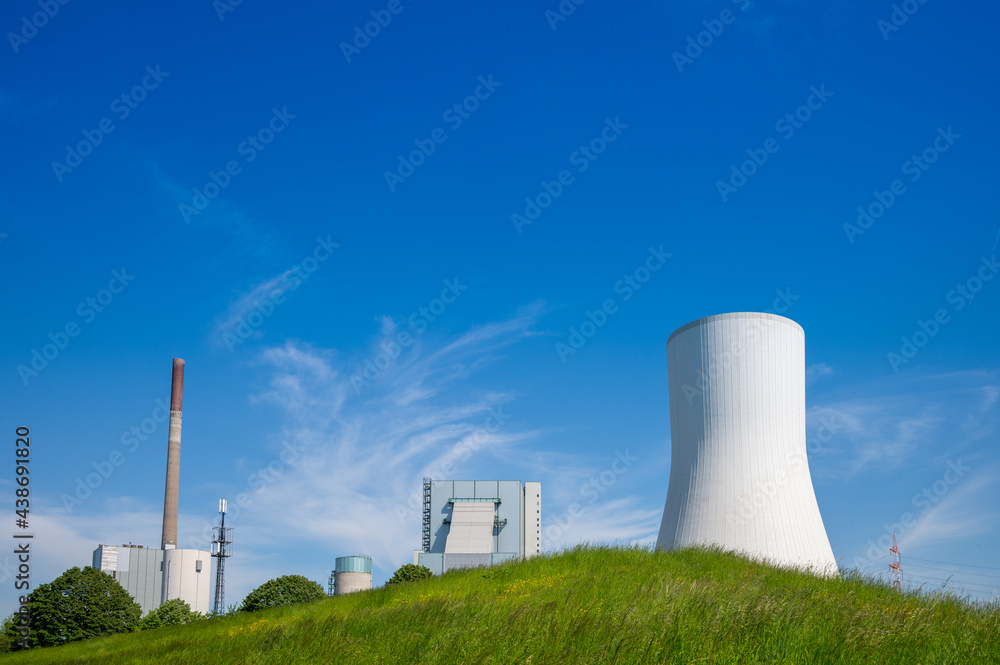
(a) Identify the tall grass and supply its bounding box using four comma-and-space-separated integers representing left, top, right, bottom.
3, 546, 997, 664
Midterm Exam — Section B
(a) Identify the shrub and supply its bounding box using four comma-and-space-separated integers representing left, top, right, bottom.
385, 564, 433, 585
240, 575, 326, 613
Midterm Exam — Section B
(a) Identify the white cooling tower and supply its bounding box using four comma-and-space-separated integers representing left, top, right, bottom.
656, 312, 838, 576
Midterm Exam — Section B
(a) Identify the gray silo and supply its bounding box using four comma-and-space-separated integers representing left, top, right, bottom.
332, 555, 372, 595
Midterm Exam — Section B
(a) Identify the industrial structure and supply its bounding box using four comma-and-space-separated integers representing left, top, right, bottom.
92, 544, 164, 616
329, 555, 373, 596
416, 479, 541, 575
655, 313, 838, 576
211, 499, 233, 614
92, 358, 212, 615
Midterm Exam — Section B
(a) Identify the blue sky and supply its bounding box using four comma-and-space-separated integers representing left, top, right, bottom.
1, 0, 998, 616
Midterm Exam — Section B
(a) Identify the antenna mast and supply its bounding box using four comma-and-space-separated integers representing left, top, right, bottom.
889, 531, 902, 593
212, 499, 233, 613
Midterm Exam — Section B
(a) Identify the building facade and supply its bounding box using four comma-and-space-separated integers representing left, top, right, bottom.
417, 479, 540, 575
93, 543, 212, 615
92, 544, 164, 616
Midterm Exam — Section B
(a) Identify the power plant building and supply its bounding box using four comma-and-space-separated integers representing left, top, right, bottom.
656, 313, 838, 576
417, 479, 540, 575
91, 358, 212, 615
92, 544, 164, 616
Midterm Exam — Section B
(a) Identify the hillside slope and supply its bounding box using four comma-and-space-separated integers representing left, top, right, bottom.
3, 546, 997, 664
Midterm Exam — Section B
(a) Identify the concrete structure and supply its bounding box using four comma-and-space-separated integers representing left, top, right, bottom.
161, 358, 184, 549
332, 555, 373, 595
162, 546, 212, 614
656, 313, 838, 576
417, 479, 540, 575
93, 359, 213, 616
93, 544, 164, 616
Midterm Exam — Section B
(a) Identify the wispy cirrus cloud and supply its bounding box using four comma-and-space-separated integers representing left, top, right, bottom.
899, 468, 1000, 551
199, 300, 659, 593
806, 362, 834, 385
806, 370, 999, 479
211, 269, 301, 343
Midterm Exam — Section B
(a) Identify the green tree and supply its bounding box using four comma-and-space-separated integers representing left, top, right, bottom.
0, 613, 23, 653
385, 564, 433, 585
139, 598, 204, 630
19, 566, 141, 648
239, 575, 326, 613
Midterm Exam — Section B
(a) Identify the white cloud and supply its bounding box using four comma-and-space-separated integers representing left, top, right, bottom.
805, 362, 834, 385
899, 469, 1000, 551
807, 370, 1000, 478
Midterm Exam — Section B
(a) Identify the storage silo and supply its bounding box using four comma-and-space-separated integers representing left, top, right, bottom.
656, 312, 838, 576
333, 555, 372, 595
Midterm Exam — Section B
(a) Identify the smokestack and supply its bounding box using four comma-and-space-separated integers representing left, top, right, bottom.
161, 358, 184, 549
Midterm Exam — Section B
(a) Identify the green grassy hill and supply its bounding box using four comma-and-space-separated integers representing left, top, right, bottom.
3, 546, 997, 664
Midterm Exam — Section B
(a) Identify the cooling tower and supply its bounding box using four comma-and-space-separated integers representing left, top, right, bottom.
656, 312, 838, 576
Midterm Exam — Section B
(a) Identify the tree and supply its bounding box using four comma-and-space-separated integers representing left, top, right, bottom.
385, 564, 433, 585
239, 575, 326, 613
0, 614, 22, 653
139, 598, 204, 630
20, 566, 141, 648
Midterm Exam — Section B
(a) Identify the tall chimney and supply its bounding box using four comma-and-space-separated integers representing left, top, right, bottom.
161, 358, 184, 549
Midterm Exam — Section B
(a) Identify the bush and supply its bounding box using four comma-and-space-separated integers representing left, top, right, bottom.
239, 575, 326, 613
385, 564, 433, 585
18, 566, 141, 648
139, 598, 204, 630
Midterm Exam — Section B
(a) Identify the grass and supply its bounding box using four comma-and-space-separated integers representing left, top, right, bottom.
3, 546, 998, 664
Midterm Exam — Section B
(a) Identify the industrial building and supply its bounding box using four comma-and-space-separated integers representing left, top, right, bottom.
416, 479, 540, 575
656, 313, 838, 576
92, 358, 212, 615
92, 544, 164, 616
329, 555, 373, 595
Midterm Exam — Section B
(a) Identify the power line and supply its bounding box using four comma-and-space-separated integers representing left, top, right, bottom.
904, 556, 1000, 573
903, 573, 999, 593
904, 562, 1000, 581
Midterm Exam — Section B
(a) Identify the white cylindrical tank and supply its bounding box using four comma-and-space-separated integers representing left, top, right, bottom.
161, 548, 212, 613
656, 312, 838, 576
334, 556, 372, 595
